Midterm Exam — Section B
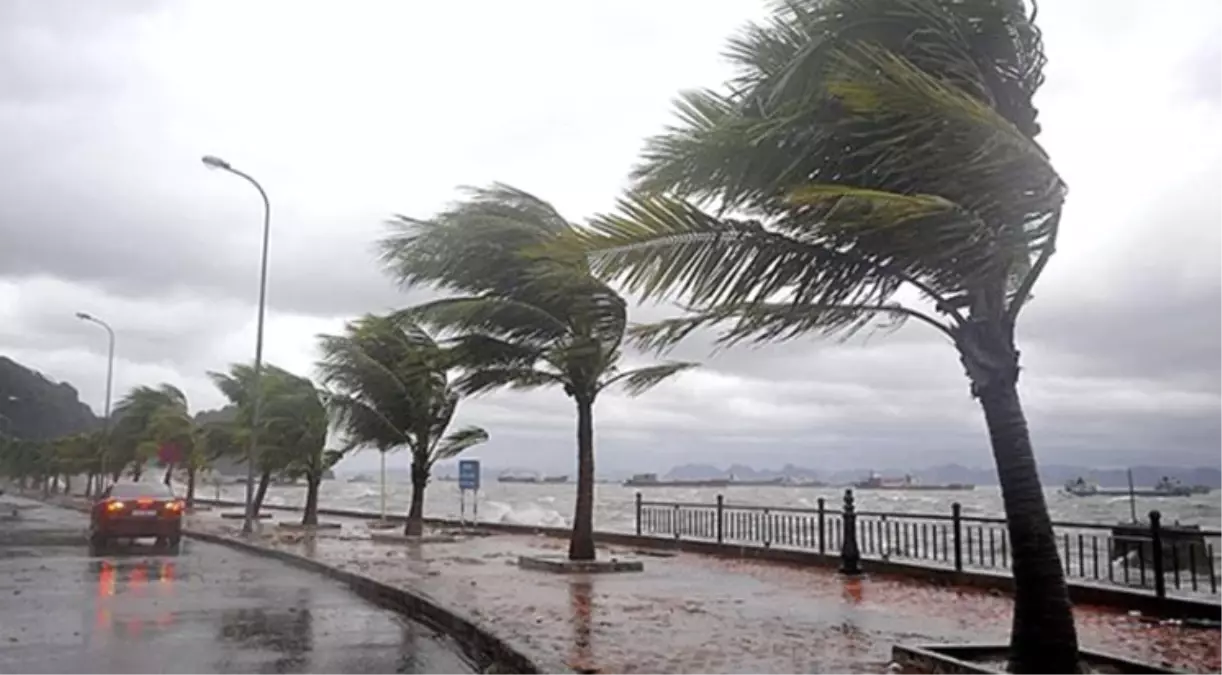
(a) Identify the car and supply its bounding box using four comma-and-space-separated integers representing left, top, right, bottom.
89, 482, 184, 554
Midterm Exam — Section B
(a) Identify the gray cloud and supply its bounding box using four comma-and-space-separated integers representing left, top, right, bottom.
0, 0, 1218, 477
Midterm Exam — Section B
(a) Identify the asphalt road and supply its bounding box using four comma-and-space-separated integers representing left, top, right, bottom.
0, 495, 476, 674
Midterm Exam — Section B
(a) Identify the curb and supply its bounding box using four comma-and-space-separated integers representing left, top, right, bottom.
182, 528, 563, 674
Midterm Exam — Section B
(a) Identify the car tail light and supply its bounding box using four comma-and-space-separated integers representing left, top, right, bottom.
164, 500, 184, 513
106, 500, 126, 512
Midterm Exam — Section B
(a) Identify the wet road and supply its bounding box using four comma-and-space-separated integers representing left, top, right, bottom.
0, 496, 476, 674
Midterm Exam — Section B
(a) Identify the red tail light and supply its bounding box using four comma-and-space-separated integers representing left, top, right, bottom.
164, 500, 184, 514
105, 500, 126, 512
137, 498, 154, 507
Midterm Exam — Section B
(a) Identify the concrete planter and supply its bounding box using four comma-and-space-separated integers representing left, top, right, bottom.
276, 521, 342, 531
518, 554, 644, 574
220, 512, 273, 520
891, 643, 1190, 674
370, 531, 461, 544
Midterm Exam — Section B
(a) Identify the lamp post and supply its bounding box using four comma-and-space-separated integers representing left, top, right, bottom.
202, 154, 270, 535
75, 312, 115, 493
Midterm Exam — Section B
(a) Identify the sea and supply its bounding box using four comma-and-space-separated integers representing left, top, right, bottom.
200, 478, 1222, 533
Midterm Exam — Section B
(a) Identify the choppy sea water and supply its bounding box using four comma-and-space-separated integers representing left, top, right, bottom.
202, 478, 1222, 533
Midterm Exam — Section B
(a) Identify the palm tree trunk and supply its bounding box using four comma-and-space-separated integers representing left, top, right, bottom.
405, 460, 427, 536
162, 463, 174, 487
303, 473, 321, 526
63, 475, 72, 495
959, 315, 1079, 674
252, 470, 272, 517
132, 463, 143, 482
84, 472, 94, 498
185, 466, 197, 508
568, 396, 596, 561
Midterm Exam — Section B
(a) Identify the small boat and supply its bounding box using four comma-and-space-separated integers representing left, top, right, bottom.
541, 475, 568, 484
498, 472, 540, 484
1064, 477, 1100, 496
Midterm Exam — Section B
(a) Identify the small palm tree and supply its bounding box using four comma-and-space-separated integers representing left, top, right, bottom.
561, 0, 1072, 670
257, 375, 338, 526
317, 313, 489, 536
112, 384, 190, 482
381, 185, 697, 560
208, 363, 319, 517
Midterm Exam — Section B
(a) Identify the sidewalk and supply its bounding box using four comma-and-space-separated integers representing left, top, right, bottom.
188, 510, 1219, 674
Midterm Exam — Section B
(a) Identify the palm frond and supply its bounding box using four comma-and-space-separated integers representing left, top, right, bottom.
431, 425, 490, 462
600, 362, 699, 396
454, 367, 567, 397
571, 193, 903, 309
404, 295, 570, 346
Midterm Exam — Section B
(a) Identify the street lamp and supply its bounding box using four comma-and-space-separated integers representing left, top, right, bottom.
76, 312, 115, 493
202, 154, 271, 535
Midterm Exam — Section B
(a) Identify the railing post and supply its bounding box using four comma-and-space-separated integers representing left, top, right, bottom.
634, 492, 642, 536
952, 502, 963, 572
839, 489, 861, 575
715, 494, 724, 544
817, 497, 826, 555
1150, 510, 1166, 599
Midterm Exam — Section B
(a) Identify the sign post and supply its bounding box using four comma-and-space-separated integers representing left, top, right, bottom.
458, 459, 480, 529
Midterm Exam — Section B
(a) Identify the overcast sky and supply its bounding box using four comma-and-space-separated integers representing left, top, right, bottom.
1, 0, 1218, 475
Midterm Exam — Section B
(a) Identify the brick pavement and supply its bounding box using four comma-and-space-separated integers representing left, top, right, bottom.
188, 511, 1220, 674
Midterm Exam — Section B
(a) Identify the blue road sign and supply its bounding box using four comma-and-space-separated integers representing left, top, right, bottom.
458, 459, 480, 491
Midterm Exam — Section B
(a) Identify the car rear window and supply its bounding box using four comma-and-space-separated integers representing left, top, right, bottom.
109, 483, 176, 499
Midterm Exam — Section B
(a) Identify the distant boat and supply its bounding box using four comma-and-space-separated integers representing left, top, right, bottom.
1064, 475, 1196, 498
542, 475, 568, 484
623, 473, 730, 488
623, 472, 826, 488
498, 471, 540, 484
851, 472, 974, 491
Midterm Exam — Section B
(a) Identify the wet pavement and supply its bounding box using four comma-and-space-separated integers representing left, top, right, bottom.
186, 510, 1222, 674
0, 496, 475, 674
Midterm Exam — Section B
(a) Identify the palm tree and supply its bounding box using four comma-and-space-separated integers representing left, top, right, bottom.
380, 185, 697, 560
208, 363, 321, 518
257, 375, 338, 526
317, 313, 489, 536
112, 384, 190, 483
560, 0, 1070, 670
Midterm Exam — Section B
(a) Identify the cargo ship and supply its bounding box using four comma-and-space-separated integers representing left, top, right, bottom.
498, 472, 570, 484
851, 473, 974, 491
1063, 476, 1206, 498
623, 473, 827, 488
623, 473, 730, 488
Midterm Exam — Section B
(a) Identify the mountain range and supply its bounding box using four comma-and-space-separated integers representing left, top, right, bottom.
661, 463, 1222, 488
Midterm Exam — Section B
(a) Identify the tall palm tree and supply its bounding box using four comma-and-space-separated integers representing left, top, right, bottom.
561, 0, 1070, 670
317, 313, 489, 536
112, 384, 190, 483
380, 185, 697, 560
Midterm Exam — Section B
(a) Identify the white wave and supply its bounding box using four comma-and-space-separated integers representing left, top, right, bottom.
479, 499, 568, 528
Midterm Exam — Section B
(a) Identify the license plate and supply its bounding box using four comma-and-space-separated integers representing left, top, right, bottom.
132, 509, 157, 517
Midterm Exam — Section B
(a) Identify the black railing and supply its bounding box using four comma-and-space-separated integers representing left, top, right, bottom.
635, 490, 1221, 600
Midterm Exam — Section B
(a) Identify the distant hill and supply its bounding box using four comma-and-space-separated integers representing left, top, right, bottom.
0, 356, 99, 441
663, 462, 1221, 488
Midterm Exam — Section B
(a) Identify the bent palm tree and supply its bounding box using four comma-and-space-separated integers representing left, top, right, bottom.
317, 313, 489, 536
563, 1, 1072, 671
209, 363, 317, 517
112, 384, 190, 483
381, 185, 697, 560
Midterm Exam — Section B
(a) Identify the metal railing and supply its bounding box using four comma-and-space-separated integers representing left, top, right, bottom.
635, 490, 1221, 599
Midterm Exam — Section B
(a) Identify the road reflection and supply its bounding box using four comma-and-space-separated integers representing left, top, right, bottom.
92, 558, 178, 636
